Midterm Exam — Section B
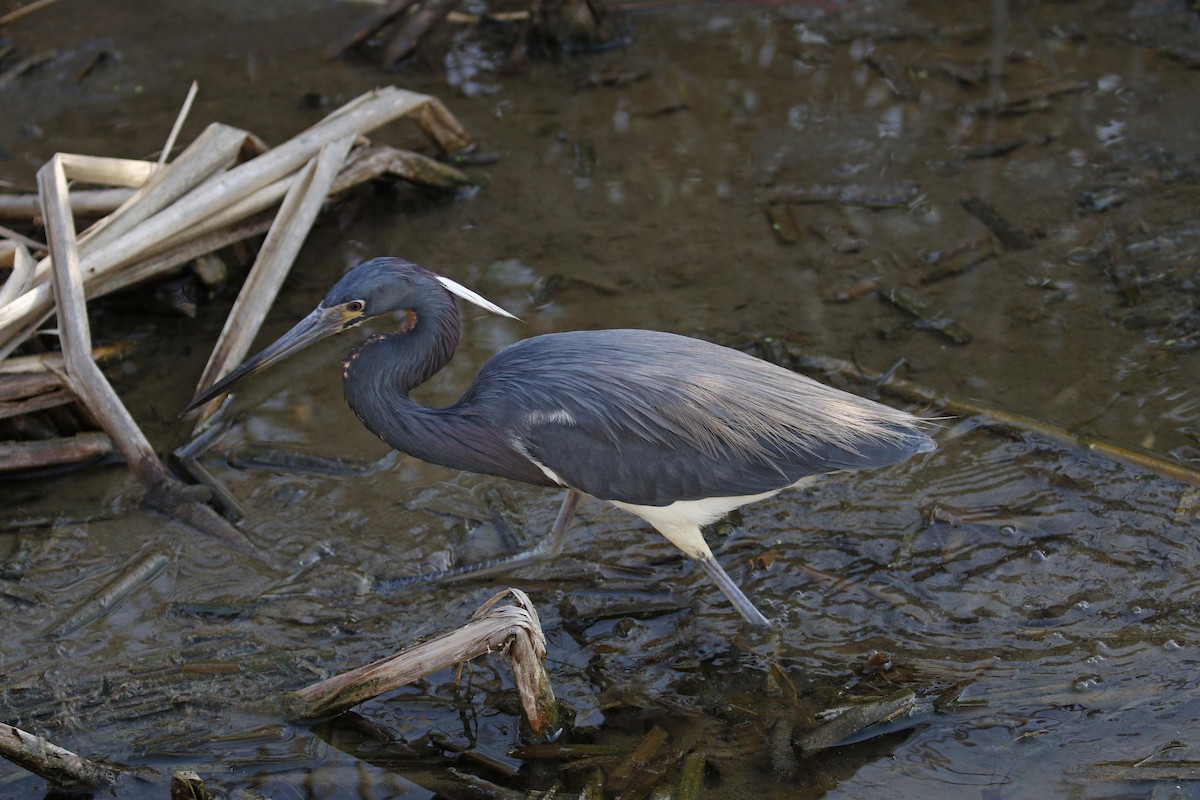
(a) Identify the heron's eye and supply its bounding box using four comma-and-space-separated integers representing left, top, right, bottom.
347, 300, 365, 313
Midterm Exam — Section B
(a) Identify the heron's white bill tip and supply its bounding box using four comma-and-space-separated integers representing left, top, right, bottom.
436, 275, 520, 321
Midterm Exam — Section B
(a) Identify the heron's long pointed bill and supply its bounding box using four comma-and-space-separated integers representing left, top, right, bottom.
184, 305, 344, 414
697, 556, 771, 628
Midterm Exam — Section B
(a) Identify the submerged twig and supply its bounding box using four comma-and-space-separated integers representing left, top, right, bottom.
882, 287, 973, 344
797, 691, 916, 752
607, 725, 695, 799
45, 551, 170, 638
226, 443, 395, 477
919, 237, 996, 284
957, 195, 1031, 250
766, 181, 920, 209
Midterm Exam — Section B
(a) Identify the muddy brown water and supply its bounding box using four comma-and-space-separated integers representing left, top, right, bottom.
2, 0, 1199, 797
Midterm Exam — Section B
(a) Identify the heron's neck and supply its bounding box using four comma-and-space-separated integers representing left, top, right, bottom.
341, 295, 485, 470
342, 291, 460, 410
339, 294, 553, 487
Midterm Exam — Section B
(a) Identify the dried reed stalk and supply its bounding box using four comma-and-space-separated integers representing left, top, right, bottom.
191, 135, 355, 423
0, 86, 470, 358
0, 86, 472, 486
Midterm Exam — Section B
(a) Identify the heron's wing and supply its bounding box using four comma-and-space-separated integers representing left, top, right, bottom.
514, 418, 795, 504
469, 330, 933, 506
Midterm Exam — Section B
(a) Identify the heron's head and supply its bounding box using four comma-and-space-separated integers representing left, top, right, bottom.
320, 257, 517, 329
183, 257, 515, 415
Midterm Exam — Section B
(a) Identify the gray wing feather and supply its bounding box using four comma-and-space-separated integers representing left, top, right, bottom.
460, 330, 934, 506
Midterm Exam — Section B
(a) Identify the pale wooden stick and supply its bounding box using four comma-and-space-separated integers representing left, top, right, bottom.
0, 244, 34, 306
0, 371, 72, 418
160, 142, 463, 259
0, 226, 42, 250
0, 342, 130, 374
0, 431, 115, 471
0, 188, 135, 219
286, 588, 560, 734
78, 123, 253, 257
159, 81, 200, 169
94, 215, 274, 299
192, 136, 355, 422
87, 87, 455, 278
150, 174, 294, 256
0, 722, 121, 789
37, 154, 170, 490
0, 313, 45, 361
59, 155, 156, 188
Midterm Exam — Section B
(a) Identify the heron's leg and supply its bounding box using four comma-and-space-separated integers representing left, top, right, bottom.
378, 489, 582, 590
696, 556, 771, 628
534, 487, 581, 559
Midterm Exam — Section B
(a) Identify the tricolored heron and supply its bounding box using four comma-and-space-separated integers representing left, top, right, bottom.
186, 257, 935, 627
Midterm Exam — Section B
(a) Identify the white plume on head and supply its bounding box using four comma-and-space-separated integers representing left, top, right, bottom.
436, 275, 520, 320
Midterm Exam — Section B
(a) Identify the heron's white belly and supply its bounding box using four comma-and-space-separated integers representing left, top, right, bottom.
610, 476, 817, 560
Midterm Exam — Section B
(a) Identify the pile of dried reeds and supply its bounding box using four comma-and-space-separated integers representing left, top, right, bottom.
0, 85, 472, 501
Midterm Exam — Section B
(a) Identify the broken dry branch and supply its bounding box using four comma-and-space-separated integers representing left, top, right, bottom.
323, 0, 422, 60
78, 123, 258, 258
0, 370, 73, 418
0, 431, 114, 471
0, 244, 35, 306
94, 214, 274, 300
287, 588, 560, 735
53, 155, 156, 188
0, 722, 122, 790
333, 144, 471, 192
39, 154, 171, 490
383, 0, 464, 68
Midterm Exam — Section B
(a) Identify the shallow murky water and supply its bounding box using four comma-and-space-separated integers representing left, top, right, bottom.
2, 0, 1199, 797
